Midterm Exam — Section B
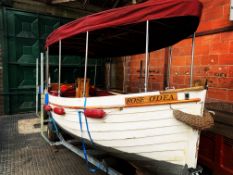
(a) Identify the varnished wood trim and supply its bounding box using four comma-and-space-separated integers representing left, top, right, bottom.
160, 86, 204, 94
124, 98, 200, 108
49, 98, 201, 110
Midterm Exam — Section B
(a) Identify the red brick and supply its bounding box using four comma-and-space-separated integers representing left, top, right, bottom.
185, 77, 191, 85
211, 0, 227, 6
198, 19, 230, 33
174, 39, 191, 48
218, 54, 233, 65
150, 58, 165, 66
176, 47, 192, 57
172, 56, 186, 66
194, 56, 202, 65
228, 66, 233, 77
221, 32, 233, 42
150, 49, 165, 58
218, 77, 233, 88
129, 59, 141, 66
149, 75, 163, 83
198, 34, 221, 46
194, 66, 209, 76
175, 84, 186, 89
207, 88, 228, 100
179, 67, 190, 75
207, 77, 219, 87
129, 74, 139, 83
201, 55, 219, 65
172, 47, 181, 56
151, 82, 162, 90
227, 90, 233, 101
129, 87, 139, 93
202, 6, 224, 22
229, 41, 233, 53
129, 66, 139, 74
170, 67, 179, 75
210, 42, 230, 55
173, 76, 185, 85
207, 65, 228, 77
223, 3, 230, 17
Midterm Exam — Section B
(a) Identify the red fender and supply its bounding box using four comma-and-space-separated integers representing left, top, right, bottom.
44, 105, 52, 112
54, 107, 65, 115
84, 109, 106, 119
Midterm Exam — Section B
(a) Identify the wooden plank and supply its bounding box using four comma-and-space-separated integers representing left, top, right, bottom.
210, 123, 233, 140
213, 111, 233, 127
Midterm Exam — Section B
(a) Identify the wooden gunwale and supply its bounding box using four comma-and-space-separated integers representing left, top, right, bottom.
49, 98, 201, 110
160, 86, 204, 94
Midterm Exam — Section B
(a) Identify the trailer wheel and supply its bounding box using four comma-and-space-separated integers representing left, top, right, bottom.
47, 122, 58, 142
43, 110, 49, 119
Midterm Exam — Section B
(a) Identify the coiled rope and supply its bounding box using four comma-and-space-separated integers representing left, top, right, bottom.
173, 109, 214, 130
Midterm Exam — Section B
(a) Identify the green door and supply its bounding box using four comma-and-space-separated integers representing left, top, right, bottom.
3, 8, 70, 114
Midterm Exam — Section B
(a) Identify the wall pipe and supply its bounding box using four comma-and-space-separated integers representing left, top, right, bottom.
190, 33, 196, 87
167, 46, 172, 88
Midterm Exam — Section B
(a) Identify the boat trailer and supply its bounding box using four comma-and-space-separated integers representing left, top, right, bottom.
37, 54, 124, 175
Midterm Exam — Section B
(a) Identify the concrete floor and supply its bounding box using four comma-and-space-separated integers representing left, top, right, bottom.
0, 113, 106, 175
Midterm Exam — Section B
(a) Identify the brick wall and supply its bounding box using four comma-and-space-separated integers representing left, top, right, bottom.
127, 51, 166, 92
128, 0, 233, 103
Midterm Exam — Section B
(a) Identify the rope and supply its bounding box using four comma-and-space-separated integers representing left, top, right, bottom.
45, 93, 49, 105
78, 98, 99, 173
48, 110, 99, 173
83, 97, 94, 144
78, 111, 89, 165
48, 113, 64, 142
173, 109, 214, 130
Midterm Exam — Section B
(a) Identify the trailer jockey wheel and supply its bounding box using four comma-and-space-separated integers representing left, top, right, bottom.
47, 122, 59, 142
189, 166, 203, 175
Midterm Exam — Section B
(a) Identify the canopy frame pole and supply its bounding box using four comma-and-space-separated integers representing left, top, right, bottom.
40, 52, 44, 134
94, 59, 97, 87
123, 56, 127, 93
144, 20, 149, 92
58, 40, 62, 96
46, 47, 49, 90
36, 58, 39, 115
190, 33, 196, 87
167, 46, 172, 88
40, 53, 44, 94
83, 31, 89, 97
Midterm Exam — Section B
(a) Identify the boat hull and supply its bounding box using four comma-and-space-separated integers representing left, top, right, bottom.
48, 88, 207, 174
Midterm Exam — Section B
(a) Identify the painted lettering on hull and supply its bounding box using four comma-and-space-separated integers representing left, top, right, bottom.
125, 93, 177, 106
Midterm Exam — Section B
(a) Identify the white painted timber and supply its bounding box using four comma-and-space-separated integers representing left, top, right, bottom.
49, 89, 207, 169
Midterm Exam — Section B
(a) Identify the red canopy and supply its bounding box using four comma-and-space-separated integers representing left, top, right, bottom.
46, 0, 202, 57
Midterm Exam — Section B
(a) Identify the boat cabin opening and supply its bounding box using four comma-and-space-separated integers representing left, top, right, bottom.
47, 57, 127, 98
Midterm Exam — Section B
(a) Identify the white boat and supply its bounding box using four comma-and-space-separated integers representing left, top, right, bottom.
42, 0, 213, 174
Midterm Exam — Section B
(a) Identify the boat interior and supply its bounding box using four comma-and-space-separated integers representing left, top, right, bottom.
48, 78, 123, 98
